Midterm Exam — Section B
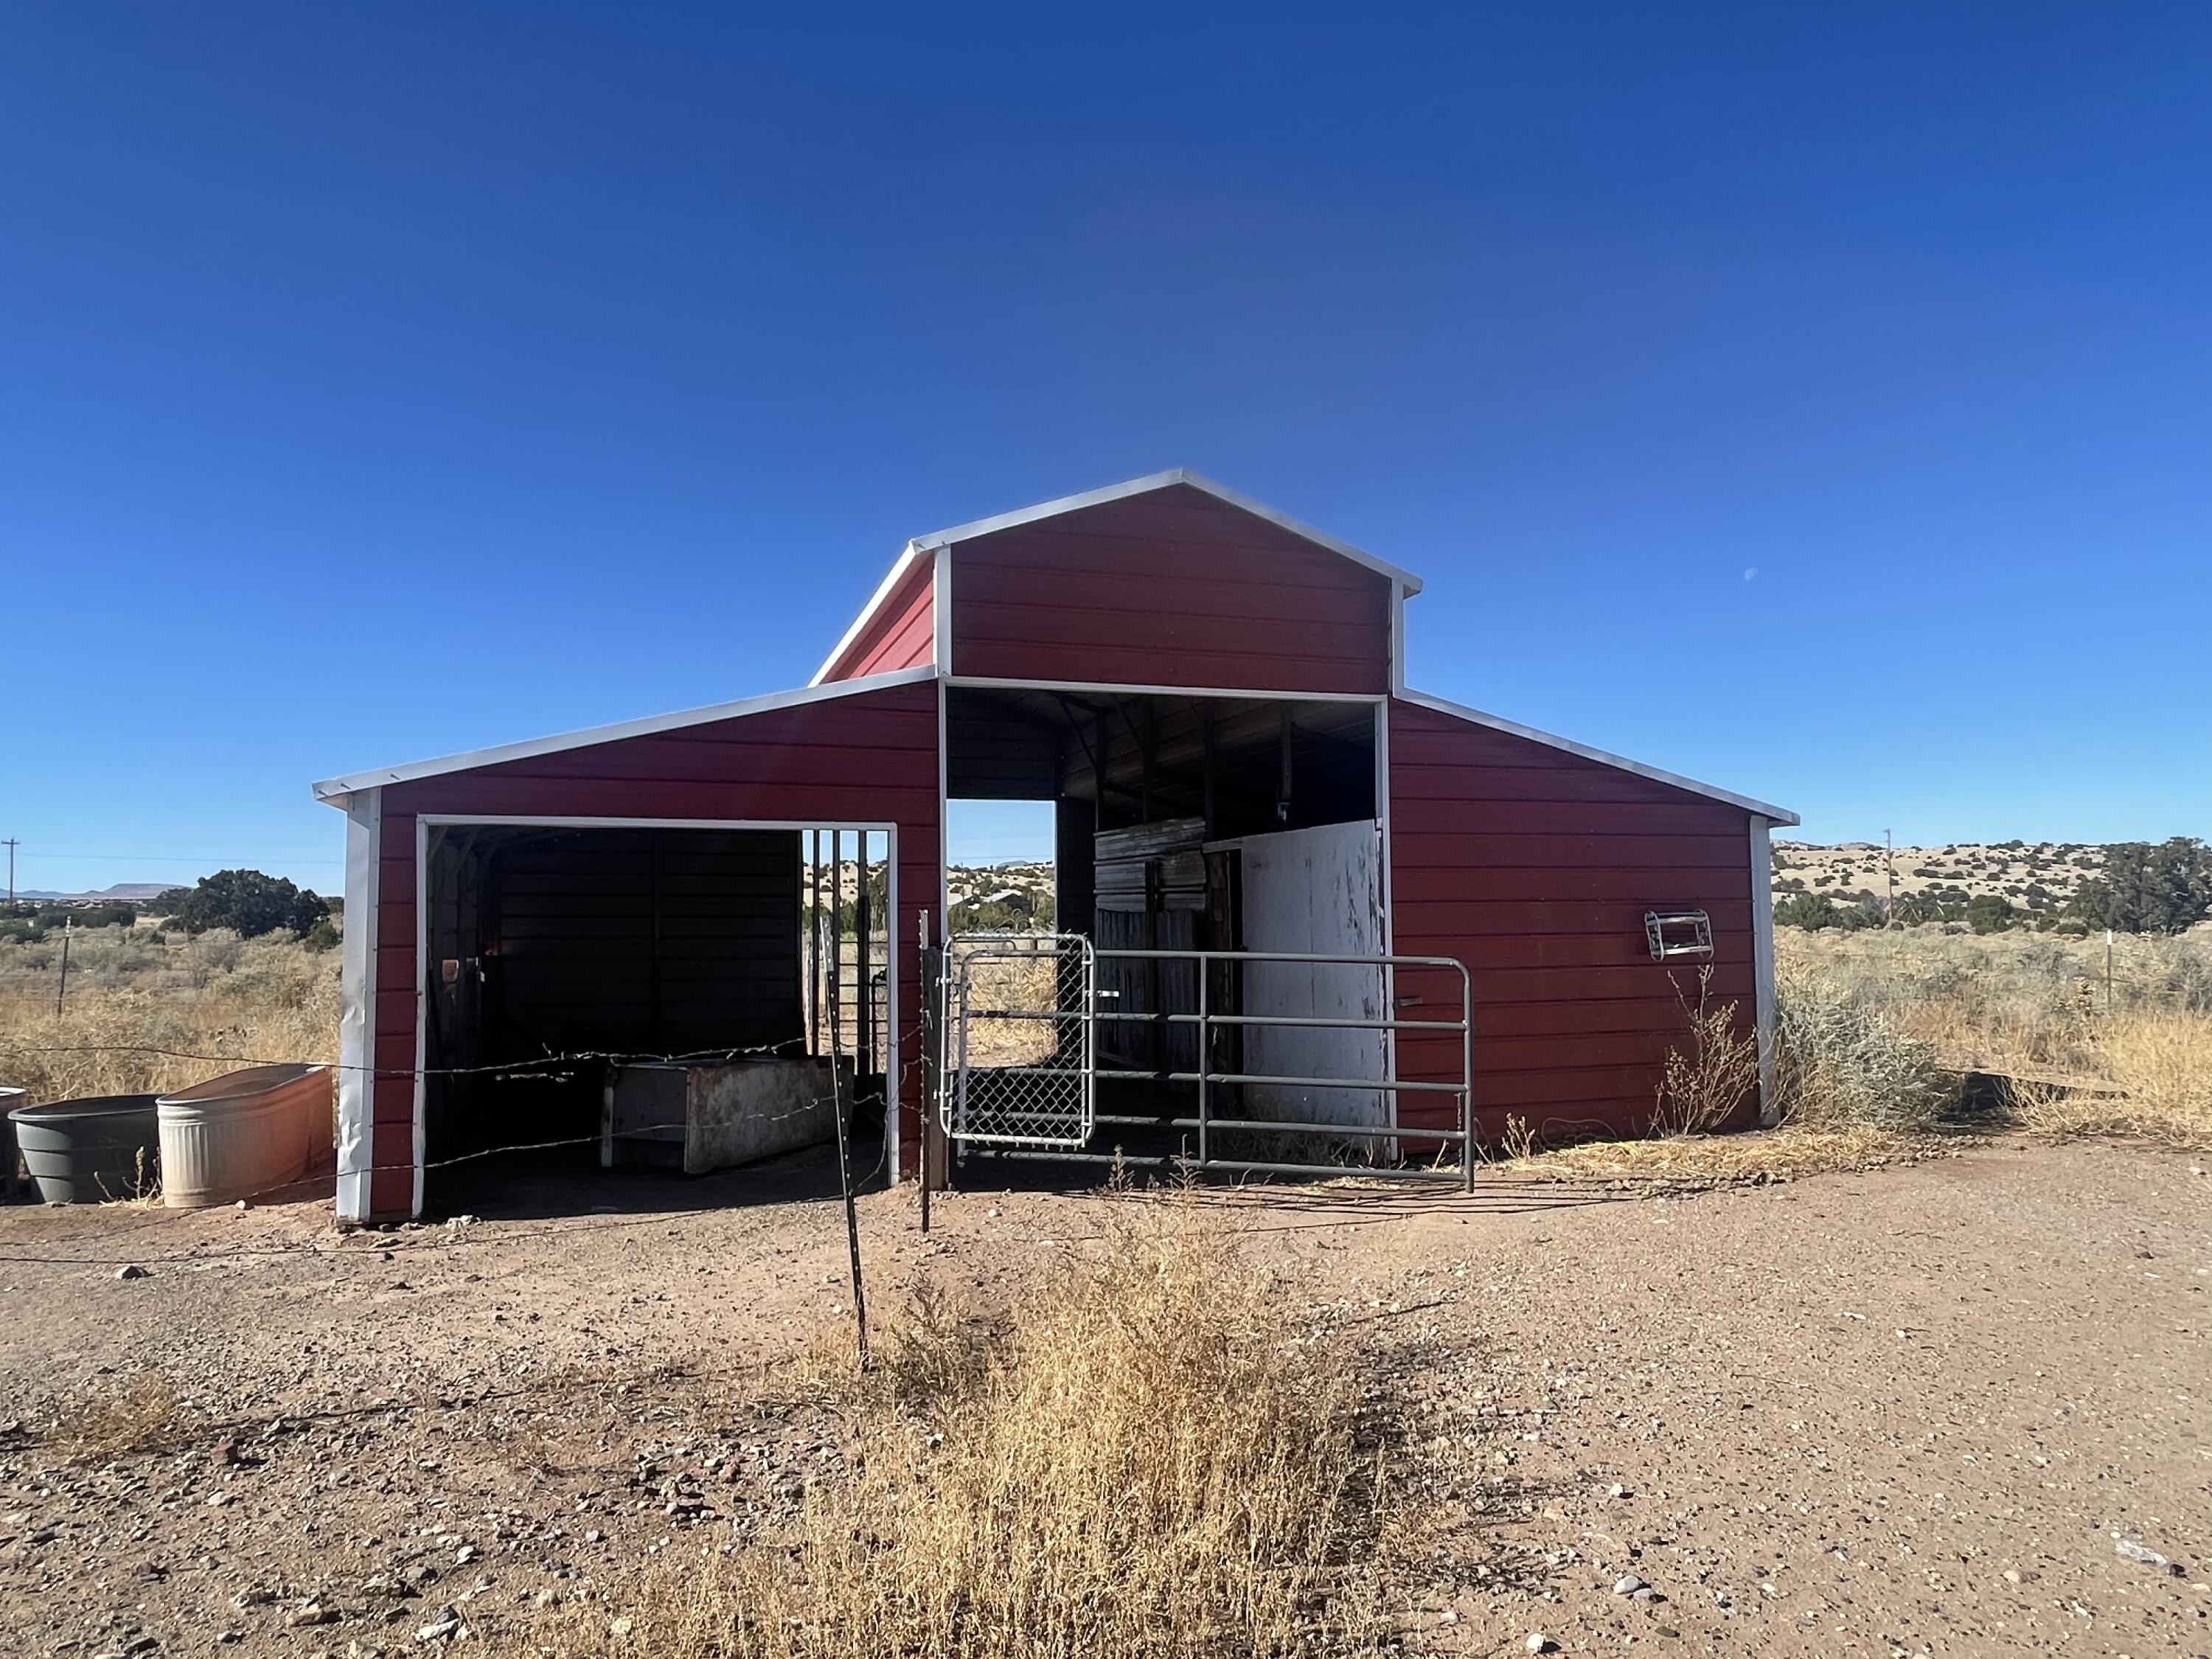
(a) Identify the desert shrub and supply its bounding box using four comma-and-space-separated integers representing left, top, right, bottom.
1773, 967, 1949, 1131
1775, 892, 1840, 931
1966, 894, 2015, 933
1650, 968, 1759, 1135
168, 869, 330, 939
555, 1194, 1411, 1659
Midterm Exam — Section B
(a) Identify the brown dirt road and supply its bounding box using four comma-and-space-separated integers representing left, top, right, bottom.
1, 1136, 2206, 1658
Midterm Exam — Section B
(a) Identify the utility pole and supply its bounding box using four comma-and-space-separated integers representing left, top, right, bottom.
3, 838, 17, 904
1884, 829, 1895, 927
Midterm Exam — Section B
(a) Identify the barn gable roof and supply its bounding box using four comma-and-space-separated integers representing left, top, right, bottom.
1397, 688, 1801, 824
313, 473, 1796, 827
310, 664, 937, 804
811, 470, 1420, 686
910, 469, 1422, 587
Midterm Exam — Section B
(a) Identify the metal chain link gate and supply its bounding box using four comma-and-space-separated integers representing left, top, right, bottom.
942, 933, 1096, 1149
933, 933, 1474, 1186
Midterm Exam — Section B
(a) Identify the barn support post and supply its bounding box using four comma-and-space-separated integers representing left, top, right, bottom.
807, 831, 820, 1054
1749, 815, 1778, 1125
335, 787, 381, 1225
856, 835, 872, 1078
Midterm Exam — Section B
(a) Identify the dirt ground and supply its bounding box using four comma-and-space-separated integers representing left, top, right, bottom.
1, 1137, 2207, 1659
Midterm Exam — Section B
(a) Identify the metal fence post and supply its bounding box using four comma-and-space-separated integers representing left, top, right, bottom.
1196, 956, 1210, 1168
1462, 961, 1477, 1193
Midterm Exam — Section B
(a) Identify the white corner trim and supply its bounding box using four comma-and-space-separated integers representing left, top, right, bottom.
1749, 815, 1779, 1125
910, 468, 1425, 592
312, 664, 940, 801
1396, 687, 1801, 825
1388, 581, 1407, 697
810, 545, 930, 686
933, 541, 952, 678
334, 788, 380, 1223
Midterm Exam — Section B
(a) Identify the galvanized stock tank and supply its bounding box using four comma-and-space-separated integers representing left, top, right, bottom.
156, 1064, 332, 1208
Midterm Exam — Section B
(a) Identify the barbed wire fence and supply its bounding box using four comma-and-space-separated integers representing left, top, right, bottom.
0, 1020, 931, 1341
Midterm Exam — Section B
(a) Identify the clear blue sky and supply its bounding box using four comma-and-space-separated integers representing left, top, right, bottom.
5, 4, 2208, 894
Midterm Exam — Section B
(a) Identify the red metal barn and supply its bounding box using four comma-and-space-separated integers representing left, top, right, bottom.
316, 472, 1793, 1222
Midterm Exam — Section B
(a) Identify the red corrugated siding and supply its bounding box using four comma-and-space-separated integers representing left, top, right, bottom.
950, 483, 1391, 693
1386, 699, 1759, 1144
823, 554, 935, 681
368, 681, 941, 1218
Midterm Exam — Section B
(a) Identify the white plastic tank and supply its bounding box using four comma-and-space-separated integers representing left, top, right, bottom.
156, 1064, 332, 1208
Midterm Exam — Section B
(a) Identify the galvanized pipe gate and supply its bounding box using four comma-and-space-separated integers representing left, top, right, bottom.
928, 932, 1475, 1189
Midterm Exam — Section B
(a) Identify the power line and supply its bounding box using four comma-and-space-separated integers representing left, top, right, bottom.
14, 852, 344, 866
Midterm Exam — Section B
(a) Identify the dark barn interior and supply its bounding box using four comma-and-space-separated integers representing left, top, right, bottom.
420, 824, 888, 1208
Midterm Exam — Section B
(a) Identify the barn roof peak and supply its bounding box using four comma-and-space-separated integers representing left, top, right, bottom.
908, 470, 1425, 593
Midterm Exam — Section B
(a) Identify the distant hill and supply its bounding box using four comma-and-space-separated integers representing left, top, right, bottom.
10, 882, 176, 902
1771, 841, 2105, 918
951, 844, 2125, 930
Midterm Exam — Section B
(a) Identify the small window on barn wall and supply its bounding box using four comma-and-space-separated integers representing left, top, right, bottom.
1644, 909, 1714, 961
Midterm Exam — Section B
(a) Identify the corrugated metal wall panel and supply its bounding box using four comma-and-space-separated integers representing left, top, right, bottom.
821, 553, 936, 682
948, 483, 1391, 694
1386, 698, 1759, 1144
366, 680, 942, 1218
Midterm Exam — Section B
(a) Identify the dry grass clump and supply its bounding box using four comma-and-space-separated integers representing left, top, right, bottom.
2011, 1011, 2212, 1148
0, 926, 338, 1104
1777, 925, 2212, 1077
1497, 1122, 1926, 1185
552, 1195, 1405, 1659
1787, 926, 2212, 1149
60, 1370, 198, 1464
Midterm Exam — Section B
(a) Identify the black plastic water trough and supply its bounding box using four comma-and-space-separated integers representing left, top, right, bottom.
6, 1095, 161, 1204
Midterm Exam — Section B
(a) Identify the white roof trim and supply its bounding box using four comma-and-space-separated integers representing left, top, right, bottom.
911, 468, 1425, 592
809, 544, 931, 686
1398, 687, 1801, 825
312, 664, 939, 803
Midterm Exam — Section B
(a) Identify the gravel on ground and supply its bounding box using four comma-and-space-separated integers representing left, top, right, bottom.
0, 1135, 2205, 1658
